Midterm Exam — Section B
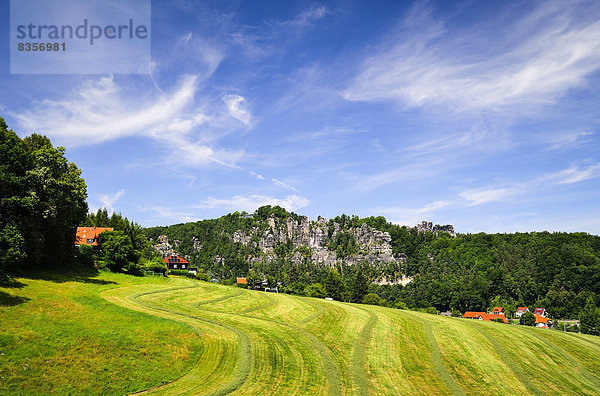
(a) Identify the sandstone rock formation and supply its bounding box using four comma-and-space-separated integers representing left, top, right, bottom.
415, 221, 456, 237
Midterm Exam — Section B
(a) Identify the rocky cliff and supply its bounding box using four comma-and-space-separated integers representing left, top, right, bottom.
151, 211, 455, 285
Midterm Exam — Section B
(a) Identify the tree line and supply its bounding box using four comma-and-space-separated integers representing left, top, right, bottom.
145, 206, 600, 324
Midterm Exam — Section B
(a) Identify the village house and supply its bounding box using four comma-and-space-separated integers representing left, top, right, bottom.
463, 310, 508, 323
533, 308, 547, 317
535, 315, 552, 328
492, 307, 505, 315
75, 226, 113, 246
463, 312, 485, 320
163, 254, 189, 270
236, 277, 248, 285
515, 307, 529, 317
482, 313, 508, 323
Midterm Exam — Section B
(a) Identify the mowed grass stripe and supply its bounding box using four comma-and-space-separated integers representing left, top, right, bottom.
130, 284, 253, 395
350, 307, 377, 396
138, 283, 332, 395
527, 330, 600, 391
195, 290, 244, 307
403, 311, 466, 396
102, 279, 252, 395
367, 307, 453, 394
472, 323, 541, 395
478, 324, 596, 394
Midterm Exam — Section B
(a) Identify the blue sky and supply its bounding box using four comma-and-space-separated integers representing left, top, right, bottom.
1, 0, 600, 234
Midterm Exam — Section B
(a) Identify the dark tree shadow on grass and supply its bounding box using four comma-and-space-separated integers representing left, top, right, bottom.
0, 291, 30, 307
6, 264, 117, 285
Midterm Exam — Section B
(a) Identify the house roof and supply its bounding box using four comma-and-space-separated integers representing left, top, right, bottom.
75, 227, 113, 246
535, 314, 550, 324
236, 277, 248, 284
492, 307, 505, 312
463, 311, 485, 319
533, 308, 545, 315
483, 313, 508, 323
163, 255, 189, 264
516, 307, 529, 312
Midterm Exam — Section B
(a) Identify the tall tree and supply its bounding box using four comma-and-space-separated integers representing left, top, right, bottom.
580, 297, 600, 336
23, 134, 88, 267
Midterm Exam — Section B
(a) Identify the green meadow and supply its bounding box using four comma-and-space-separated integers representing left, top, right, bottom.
2, 273, 600, 395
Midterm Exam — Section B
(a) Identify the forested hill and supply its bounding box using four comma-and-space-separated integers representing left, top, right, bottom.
144, 205, 600, 319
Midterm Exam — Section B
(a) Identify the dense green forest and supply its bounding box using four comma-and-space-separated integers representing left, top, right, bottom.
145, 206, 600, 321
0, 117, 87, 272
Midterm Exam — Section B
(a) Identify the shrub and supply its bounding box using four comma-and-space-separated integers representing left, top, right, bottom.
140, 257, 168, 275
195, 270, 209, 281
451, 309, 462, 317
394, 299, 408, 310
362, 293, 387, 306
519, 311, 536, 326
307, 283, 327, 298
169, 269, 190, 276
75, 244, 95, 267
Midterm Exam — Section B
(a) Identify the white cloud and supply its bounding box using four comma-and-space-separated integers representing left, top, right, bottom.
544, 162, 600, 184
546, 131, 594, 150
222, 94, 252, 126
198, 194, 310, 212
271, 178, 300, 193
459, 188, 519, 206
374, 200, 451, 226
96, 189, 125, 214
141, 206, 199, 223
344, 1, 600, 115
12, 74, 248, 168
279, 6, 329, 27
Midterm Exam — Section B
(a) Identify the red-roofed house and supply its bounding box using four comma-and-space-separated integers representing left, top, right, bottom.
533, 308, 547, 317
236, 277, 248, 285
515, 307, 529, 317
75, 227, 113, 246
535, 314, 552, 328
483, 313, 508, 324
463, 312, 485, 320
492, 307, 505, 315
163, 255, 189, 270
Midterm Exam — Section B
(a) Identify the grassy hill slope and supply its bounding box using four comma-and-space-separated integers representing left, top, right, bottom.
2, 273, 600, 395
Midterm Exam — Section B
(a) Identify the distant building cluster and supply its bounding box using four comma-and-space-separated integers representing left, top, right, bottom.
463, 306, 552, 328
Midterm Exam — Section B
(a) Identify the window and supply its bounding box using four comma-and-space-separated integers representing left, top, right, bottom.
86, 238, 94, 243
182, 265, 186, 269
174, 264, 177, 268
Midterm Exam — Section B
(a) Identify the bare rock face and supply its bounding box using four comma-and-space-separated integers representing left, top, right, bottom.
192, 237, 202, 252
231, 215, 401, 270
415, 221, 456, 237
153, 235, 175, 258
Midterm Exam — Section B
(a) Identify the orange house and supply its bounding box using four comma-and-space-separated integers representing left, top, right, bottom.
483, 313, 508, 323
75, 227, 113, 246
236, 277, 248, 285
163, 255, 189, 270
463, 312, 485, 320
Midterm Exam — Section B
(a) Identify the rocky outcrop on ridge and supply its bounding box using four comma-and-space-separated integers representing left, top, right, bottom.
414, 221, 456, 237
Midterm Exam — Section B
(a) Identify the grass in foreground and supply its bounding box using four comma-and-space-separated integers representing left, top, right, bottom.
0, 270, 203, 395
2, 272, 600, 395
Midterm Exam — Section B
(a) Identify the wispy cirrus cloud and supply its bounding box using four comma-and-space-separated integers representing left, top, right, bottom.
543, 162, 600, 184
12, 74, 250, 168
459, 188, 521, 206
278, 6, 329, 27
198, 194, 310, 212
374, 200, 451, 226
344, 1, 600, 115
